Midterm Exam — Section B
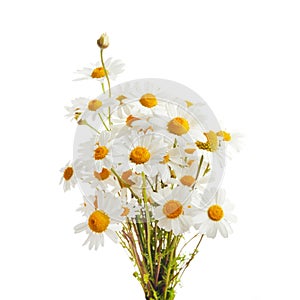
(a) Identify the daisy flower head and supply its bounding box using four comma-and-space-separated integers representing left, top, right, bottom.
114, 132, 168, 177
78, 131, 115, 172
152, 186, 200, 235
74, 191, 124, 250
60, 161, 77, 192
149, 102, 203, 146
65, 97, 89, 122
124, 80, 172, 117
194, 189, 236, 238
74, 58, 124, 82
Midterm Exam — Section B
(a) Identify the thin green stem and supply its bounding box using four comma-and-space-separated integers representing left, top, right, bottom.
142, 172, 154, 278
85, 122, 100, 134
192, 155, 204, 189
101, 82, 105, 94
98, 113, 109, 131
110, 168, 141, 200
164, 234, 177, 299
174, 234, 204, 287
100, 49, 111, 97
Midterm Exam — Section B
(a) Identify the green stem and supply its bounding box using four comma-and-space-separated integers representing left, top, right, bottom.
110, 168, 141, 200
192, 155, 204, 189
100, 49, 111, 97
101, 82, 105, 94
164, 234, 177, 299
174, 234, 204, 288
142, 172, 154, 278
85, 122, 100, 134
98, 113, 110, 131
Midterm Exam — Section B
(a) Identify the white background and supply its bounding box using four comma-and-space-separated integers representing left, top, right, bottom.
1, 0, 299, 299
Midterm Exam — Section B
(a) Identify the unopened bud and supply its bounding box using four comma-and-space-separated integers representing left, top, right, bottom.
97, 33, 109, 49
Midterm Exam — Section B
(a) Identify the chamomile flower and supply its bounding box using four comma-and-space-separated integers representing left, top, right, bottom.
115, 133, 168, 177
129, 80, 169, 115
78, 131, 115, 172
149, 102, 203, 145
59, 161, 77, 192
74, 191, 124, 250
194, 189, 236, 238
65, 97, 89, 122
74, 58, 124, 82
152, 186, 200, 235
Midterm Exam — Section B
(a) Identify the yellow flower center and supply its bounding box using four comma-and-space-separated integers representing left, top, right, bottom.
195, 131, 219, 152
161, 154, 170, 164
167, 117, 190, 136
163, 200, 183, 219
88, 99, 102, 111
180, 175, 195, 187
94, 168, 110, 181
207, 204, 224, 221
121, 207, 130, 217
63, 166, 73, 180
130, 147, 150, 164
126, 115, 140, 127
88, 210, 110, 233
139, 93, 158, 108
91, 67, 106, 78
217, 130, 231, 142
94, 146, 109, 160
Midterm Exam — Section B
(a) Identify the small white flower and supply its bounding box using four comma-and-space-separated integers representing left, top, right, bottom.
74, 58, 124, 82
74, 191, 124, 250
152, 186, 200, 235
78, 131, 115, 172
193, 189, 236, 238
65, 97, 88, 121
114, 132, 168, 177
59, 161, 77, 192
149, 102, 203, 145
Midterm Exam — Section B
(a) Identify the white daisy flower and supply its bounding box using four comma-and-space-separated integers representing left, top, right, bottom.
193, 189, 236, 238
78, 131, 115, 172
59, 161, 77, 192
114, 132, 168, 177
74, 58, 125, 82
149, 102, 203, 145
128, 80, 170, 116
152, 186, 200, 235
74, 191, 124, 250
65, 97, 88, 121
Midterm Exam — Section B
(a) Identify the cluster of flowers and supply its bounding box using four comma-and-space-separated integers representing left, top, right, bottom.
61, 69, 241, 250
61, 34, 243, 299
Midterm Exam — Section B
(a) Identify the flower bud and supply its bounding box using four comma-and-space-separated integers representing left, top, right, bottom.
97, 33, 109, 49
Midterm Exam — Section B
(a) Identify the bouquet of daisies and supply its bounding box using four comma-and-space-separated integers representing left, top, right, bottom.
61, 33, 241, 300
